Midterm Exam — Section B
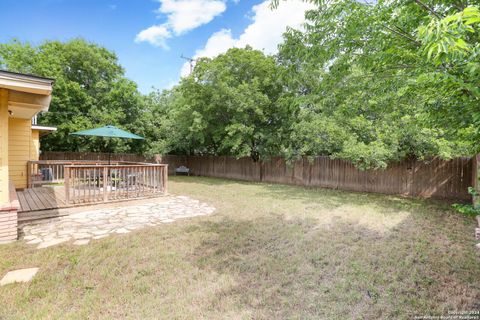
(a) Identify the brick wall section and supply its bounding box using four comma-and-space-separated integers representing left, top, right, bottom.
0, 209, 18, 243
0, 181, 19, 243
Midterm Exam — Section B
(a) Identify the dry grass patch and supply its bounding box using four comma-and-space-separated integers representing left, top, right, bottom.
0, 176, 479, 319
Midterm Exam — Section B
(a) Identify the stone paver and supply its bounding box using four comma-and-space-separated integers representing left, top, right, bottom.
21, 195, 215, 249
0, 268, 39, 286
37, 238, 69, 249
73, 239, 90, 246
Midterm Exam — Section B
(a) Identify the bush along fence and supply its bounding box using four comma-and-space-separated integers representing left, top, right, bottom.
41, 152, 474, 202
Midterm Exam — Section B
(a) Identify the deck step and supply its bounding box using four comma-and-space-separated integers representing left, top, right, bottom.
17, 186, 68, 212
18, 209, 70, 223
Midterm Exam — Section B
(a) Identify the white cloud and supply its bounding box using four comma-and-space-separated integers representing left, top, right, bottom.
135, 24, 171, 49
180, 0, 315, 76
160, 0, 226, 34
135, 0, 226, 47
236, 0, 314, 54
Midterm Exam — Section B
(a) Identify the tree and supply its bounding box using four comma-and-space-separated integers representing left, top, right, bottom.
275, 0, 478, 168
170, 47, 295, 161
140, 89, 179, 157
417, 5, 480, 145
3, 1, 478, 169
0, 38, 145, 153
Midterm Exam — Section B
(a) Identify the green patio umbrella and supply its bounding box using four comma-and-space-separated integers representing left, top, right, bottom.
70, 125, 144, 164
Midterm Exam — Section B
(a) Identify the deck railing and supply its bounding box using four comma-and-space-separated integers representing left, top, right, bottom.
64, 164, 168, 205
26, 160, 168, 206
27, 160, 145, 188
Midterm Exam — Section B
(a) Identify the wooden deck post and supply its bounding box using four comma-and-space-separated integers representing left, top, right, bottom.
64, 166, 70, 205
164, 165, 168, 194
103, 167, 108, 202
27, 161, 32, 189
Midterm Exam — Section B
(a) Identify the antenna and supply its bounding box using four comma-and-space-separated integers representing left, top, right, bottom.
181, 54, 196, 73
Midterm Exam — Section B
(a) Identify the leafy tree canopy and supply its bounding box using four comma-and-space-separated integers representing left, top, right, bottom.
1, 1, 479, 169
274, 0, 479, 168
167, 47, 295, 161
0, 38, 147, 153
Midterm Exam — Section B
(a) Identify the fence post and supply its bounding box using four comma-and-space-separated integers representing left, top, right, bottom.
65, 167, 70, 205
473, 154, 480, 208
260, 160, 265, 182
406, 159, 415, 197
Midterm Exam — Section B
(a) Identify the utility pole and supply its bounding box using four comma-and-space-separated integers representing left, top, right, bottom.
180, 54, 196, 73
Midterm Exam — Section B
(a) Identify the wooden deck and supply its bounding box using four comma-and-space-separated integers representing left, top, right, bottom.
17, 186, 69, 213
16, 162, 168, 224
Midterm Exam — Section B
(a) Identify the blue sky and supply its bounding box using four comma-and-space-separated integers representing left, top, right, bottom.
0, 0, 313, 94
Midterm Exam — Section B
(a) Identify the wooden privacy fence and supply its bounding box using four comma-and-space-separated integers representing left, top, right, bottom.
40, 152, 474, 201
160, 155, 473, 201
64, 164, 168, 205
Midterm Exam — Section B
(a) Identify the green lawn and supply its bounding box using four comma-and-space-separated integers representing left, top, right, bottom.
1, 176, 479, 319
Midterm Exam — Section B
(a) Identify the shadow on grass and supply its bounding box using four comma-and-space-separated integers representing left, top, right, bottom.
172, 175, 452, 214
170, 175, 240, 186
190, 212, 480, 319
254, 182, 452, 213
170, 175, 478, 317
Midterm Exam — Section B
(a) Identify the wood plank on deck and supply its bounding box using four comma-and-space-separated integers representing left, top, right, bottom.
23, 189, 42, 211
16, 191, 31, 212
17, 187, 69, 212
27, 188, 50, 209
35, 187, 63, 208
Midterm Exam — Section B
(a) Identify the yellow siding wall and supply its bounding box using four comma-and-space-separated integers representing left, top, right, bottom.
0, 89, 8, 204
31, 130, 40, 161
8, 118, 33, 189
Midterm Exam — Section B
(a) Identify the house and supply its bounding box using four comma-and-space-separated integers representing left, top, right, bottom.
0, 70, 55, 242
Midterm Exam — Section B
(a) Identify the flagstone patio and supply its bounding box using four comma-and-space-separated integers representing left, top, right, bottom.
20, 195, 215, 249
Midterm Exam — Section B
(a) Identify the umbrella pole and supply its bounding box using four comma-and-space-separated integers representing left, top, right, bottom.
108, 137, 111, 165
